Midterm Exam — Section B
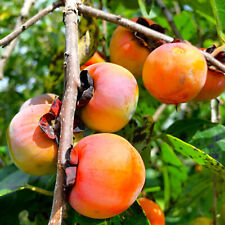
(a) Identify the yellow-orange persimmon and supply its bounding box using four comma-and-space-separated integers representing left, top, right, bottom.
110, 17, 154, 78
20, 93, 57, 111
69, 133, 145, 219
138, 198, 165, 225
7, 104, 57, 176
80, 62, 138, 132
142, 42, 207, 105
80, 52, 105, 70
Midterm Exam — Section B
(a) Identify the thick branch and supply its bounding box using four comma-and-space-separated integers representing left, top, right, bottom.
155, 0, 182, 39
0, 0, 63, 47
0, 0, 35, 80
77, 4, 225, 74
48, 0, 80, 224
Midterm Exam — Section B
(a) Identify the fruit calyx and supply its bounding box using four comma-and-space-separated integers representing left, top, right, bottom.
134, 17, 166, 51
39, 98, 62, 144
64, 145, 79, 191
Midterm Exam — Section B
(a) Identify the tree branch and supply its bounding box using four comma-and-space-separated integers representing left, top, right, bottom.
0, 0, 63, 48
77, 4, 225, 74
211, 98, 221, 123
48, 0, 80, 224
155, 0, 182, 39
153, 104, 167, 122
0, 0, 35, 80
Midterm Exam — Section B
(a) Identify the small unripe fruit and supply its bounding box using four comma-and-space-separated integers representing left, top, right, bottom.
138, 198, 165, 225
142, 42, 207, 104
220, 203, 225, 223
191, 217, 213, 225
20, 93, 57, 111
7, 104, 58, 176
69, 133, 145, 219
80, 62, 138, 132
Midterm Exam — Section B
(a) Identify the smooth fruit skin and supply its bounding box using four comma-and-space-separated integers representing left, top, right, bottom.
20, 93, 57, 111
69, 133, 145, 219
110, 18, 153, 78
190, 217, 213, 225
142, 43, 207, 104
80, 52, 105, 70
80, 62, 139, 132
194, 45, 225, 101
7, 104, 58, 176
138, 198, 165, 225
194, 69, 225, 101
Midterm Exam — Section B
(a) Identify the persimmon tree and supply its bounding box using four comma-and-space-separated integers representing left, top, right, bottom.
0, 1, 225, 225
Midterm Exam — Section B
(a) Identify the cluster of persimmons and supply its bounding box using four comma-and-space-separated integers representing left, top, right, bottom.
6, 17, 225, 224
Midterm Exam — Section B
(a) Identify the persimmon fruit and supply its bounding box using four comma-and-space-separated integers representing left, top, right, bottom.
142, 42, 207, 104
80, 52, 105, 70
80, 62, 138, 132
20, 93, 57, 111
110, 17, 154, 78
190, 217, 213, 225
220, 203, 225, 223
7, 104, 58, 176
194, 45, 225, 101
138, 198, 165, 225
68, 133, 145, 219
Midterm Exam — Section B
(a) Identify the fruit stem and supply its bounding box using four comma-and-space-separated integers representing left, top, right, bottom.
24, 184, 53, 196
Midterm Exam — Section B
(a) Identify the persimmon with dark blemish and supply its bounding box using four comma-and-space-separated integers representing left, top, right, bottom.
142, 42, 207, 104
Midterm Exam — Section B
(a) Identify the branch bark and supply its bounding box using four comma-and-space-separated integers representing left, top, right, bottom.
48, 0, 80, 224
0, 0, 63, 48
77, 4, 225, 74
155, 0, 182, 39
0, 0, 35, 80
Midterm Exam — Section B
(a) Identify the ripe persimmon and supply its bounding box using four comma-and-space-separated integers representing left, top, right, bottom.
68, 133, 145, 219
80, 62, 138, 132
110, 17, 154, 78
138, 198, 165, 225
194, 45, 225, 101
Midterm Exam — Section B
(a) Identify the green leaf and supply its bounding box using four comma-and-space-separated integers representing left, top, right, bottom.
166, 119, 213, 141
164, 134, 225, 178
210, 0, 225, 41
190, 124, 225, 165
0, 166, 29, 196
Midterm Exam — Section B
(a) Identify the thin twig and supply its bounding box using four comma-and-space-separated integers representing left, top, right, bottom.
155, 0, 182, 39
212, 175, 218, 225
0, 0, 35, 79
0, 0, 63, 47
153, 104, 167, 122
211, 97, 220, 225
211, 98, 221, 123
77, 4, 225, 74
48, 0, 80, 224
